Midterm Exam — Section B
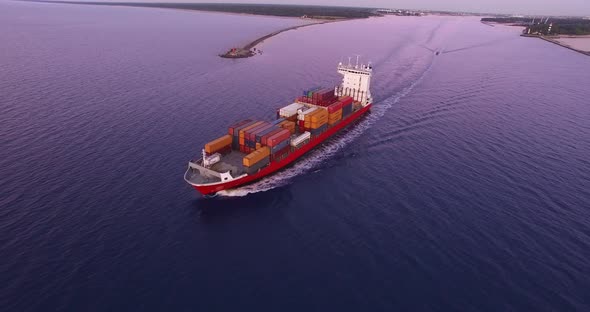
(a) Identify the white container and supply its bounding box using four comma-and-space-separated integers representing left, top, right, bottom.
279, 103, 304, 118
291, 132, 311, 147
203, 153, 221, 167
297, 107, 317, 121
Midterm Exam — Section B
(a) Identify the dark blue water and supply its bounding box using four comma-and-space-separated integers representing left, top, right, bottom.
2, 2, 590, 311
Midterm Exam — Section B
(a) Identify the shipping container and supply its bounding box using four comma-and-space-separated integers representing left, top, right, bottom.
309, 109, 328, 122
342, 104, 353, 116
297, 106, 317, 121
272, 118, 286, 125
243, 146, 270, 167
327, 101, 343, 113
205, 135, 232, 154
245, 157, 270, 174
340, 96, 354, 106
270, 145, 290, 162
266, 129, 290, 147
328, 109, 343, 125
261, 128, 283, 145
291, 131, 311, 147
239, 121, 264, 138
233, 120, 258, 146
256, 126, 279, 143
228, 119, 252, 136
233, 120, 258, 138
247, 123, 272, 142
279, 103, 304, 118
244, 122, 269, 140
271, 139, 289, 153
279, 120, 296, 134
310, 124, 327, 136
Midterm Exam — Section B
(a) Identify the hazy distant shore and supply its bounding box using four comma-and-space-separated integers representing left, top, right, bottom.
28, 1, 379, 18
28, 1, 372, 58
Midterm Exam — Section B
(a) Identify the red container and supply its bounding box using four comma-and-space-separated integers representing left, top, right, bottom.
327, 101, 343, 113
244, 122, 268, 141
249, 124, 273, 141
312, 88, 335, 100
270, 145, 290, 161
340, 96, 354, 106
266, 129, 290, 147
261, 128, 283, 145
228, 119, 252, 136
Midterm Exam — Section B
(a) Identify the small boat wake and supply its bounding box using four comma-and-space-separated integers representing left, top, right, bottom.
218, 60, 435, 197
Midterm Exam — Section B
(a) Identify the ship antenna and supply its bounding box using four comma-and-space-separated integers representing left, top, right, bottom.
348, 56, 352, 67
355, 55, 360, 68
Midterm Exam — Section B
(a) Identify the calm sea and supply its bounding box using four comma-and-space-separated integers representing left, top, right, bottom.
2, 1, 589, 311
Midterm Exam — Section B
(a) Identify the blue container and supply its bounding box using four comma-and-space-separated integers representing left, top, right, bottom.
245, 157, 270, 174
310, 124, 327, 136
271, 139, 290, 153
255, 126, 279, 143
342, 104, 353, 116
272, 118, 285, 125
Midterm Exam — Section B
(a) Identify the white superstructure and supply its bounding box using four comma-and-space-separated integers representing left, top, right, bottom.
336, 56, 372, 106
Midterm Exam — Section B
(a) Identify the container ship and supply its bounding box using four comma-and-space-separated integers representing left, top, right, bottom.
184, 61, 373, 195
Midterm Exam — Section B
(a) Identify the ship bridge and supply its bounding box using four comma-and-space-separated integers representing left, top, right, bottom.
336, 57, 372, 106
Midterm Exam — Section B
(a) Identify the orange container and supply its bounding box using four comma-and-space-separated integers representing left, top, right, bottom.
328, 109, 342, 125
239, 121, 264, 138
205, 135, 232, 154
256, 142, 262, 150
279, 120, 296, 134
243, 146, 270, 167
310, 109, 328, 122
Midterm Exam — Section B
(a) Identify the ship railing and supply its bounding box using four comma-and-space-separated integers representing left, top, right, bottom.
188, 160, 222, 179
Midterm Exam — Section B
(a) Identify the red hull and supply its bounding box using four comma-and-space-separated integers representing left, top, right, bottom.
193, 103, 372, 195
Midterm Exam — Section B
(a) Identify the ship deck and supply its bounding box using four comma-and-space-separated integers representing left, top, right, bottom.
185, 150, 248, 185
211, 150, 247, 175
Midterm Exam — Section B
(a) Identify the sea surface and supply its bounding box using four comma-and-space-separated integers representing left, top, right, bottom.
2, 1, 590, 311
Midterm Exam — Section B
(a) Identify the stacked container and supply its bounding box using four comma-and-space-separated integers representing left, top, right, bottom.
256, 126, 280, 144
204, 135, 232, 155
290, 131, 311, 148
310, 124, 327, 136
243, 146, 270, 174
239, 121, 265, 153
266, 129, 290, 151
303, 86, 321, 97
279, 103, 304, 121
230, 120, 257, 149
327, 101, 343, 125
279, 120, 296, 134
304, 108, 328, 130
247, 123, 273, 149
245, 122, 270, 152
312, 88, 336, 103
261, 128, 283, 146
228, 119, 252, 136
340, 96, 354, 117
267, 129, 291, 162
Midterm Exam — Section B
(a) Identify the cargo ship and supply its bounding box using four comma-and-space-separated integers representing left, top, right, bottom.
184, 61, 373, 195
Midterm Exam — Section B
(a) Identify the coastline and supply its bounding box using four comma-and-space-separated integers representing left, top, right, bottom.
522, 34, 590, 56
220, 19, 346, 58
27, 1, 363, 59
